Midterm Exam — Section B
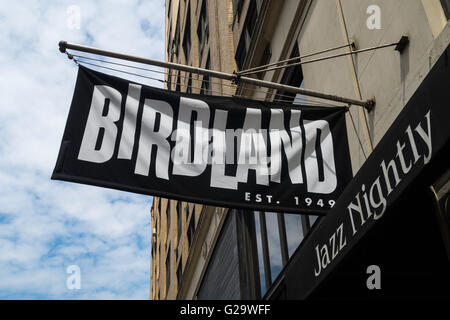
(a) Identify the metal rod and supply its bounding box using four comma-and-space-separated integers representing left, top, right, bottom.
238, 41, 404, 76
60, 41, 235, 80
237, 76, 373, 108
238, 42, 354, 75
59, 40, 374, 110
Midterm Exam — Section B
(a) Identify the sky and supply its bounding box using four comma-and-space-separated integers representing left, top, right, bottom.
0, 0, 165, 299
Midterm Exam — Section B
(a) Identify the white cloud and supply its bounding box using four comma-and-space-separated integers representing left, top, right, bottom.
0, 0, 165, 299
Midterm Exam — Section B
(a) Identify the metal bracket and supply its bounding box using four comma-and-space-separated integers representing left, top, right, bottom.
231, 70, 241, 85
59, 40, 67, 53
395, 36, 409, 53
365, 97, 376, 112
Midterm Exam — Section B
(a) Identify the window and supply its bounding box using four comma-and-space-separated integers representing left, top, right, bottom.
187, 209, 195, 248
175, 71, 181, 92
256, 42, 271, 79
235, 1, 259, 70
186, 73, 192, 94
275, 42, 303, 103
309, 215, 319, 227
174, 6, 180, 55
160, 248, 163, 294
235, 35, 247, 71
174, 23, 180, 56
167, 69, 172, 91
166, 246, 171, 296
167, 25, 172, 59
177, 201, 182, 243
154, 206, 158, 235
293, 80, 307, 105
254, 213, 268, 295
261, 42, 272, 66
167, 0, 172, 17
284, 214, 304, 257
166, 201, 171, 236
182, 4, 191, 61
158, 197, 161, 214
175, 245, 178, 261
197, 1, 209, 59
265, 213, 283, 282
177, 260, 182, 287
200, 54, 211, 95
185, 203, 190, 221
253, 210, 318, 297
232, 0, 244, 21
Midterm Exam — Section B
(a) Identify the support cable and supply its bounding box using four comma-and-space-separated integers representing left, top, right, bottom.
348, 106, 367, 160
72, 54, 340, 107
74, 58, 334, 107
234, 86, 339, 107
238, 42, 353, 75
73, 53, 238, 90
238, 37, 409, 77
75, 59, 166, 84
59, 41, 374, 109
71, 54, 168, 75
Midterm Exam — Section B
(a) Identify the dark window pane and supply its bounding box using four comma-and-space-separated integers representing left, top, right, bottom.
175, 71, 181, 92
232, 0, 244, 19
186, 73, 192, 93
200, 54, 211, 95
182, 5, 191, 61
309, 215, 319, 227
177, 260, 182, 287
187, 209, 195, 248
257, 42, 271, 79
177, 201, 182, 243
293, 79, 306, 105
235, 35, 246, 70
275, 43, 303, 103
245, 1, 258, 37
167, 70, 172, 90
254, 213, 266, 296
166, 246, 170, 296
174, 6, 180, 54
265, 212, 283, 281
284, 213, 304, 257
166, 201, 170, 235
197, 1, 209, 59
234, 1, 259, 70
167, 0, 171, 17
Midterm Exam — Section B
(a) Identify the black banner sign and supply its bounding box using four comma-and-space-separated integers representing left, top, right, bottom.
284, 44, 450, 298
52, 66, 352, 214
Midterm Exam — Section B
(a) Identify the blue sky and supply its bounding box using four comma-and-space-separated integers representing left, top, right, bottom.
0, 0, 165, 299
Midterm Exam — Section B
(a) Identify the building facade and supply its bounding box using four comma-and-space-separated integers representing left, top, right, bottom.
151, 0, 450, 300
151, 0, 236, 300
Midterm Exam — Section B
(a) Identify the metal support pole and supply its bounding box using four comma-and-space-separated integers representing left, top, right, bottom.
58, 40, 375, 110
237, 37, 409, 77
59, 41, 234, 81
239, 42, 355, 75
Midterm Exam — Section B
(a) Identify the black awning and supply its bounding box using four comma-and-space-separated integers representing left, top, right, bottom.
272, 44, 450, 299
